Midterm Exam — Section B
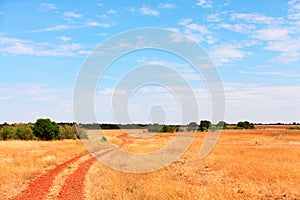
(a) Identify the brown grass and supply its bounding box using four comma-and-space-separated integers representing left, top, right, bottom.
1, 128, 300, 199
85, 129, 300, 199
0, 140, 86, 199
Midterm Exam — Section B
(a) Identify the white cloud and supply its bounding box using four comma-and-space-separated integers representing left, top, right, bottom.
40, 3, 57, 10
207, 14, 221, 22
239, 70, 300, 78
101, 88, 126, 96
253, 28, 289, 41
210, 44, 251, 66
197, 0, 212, 8
0, 83, 73, 123
63, 11, 83, 18
224, 83, 300, 123
29, 25, 72, 33
231, 13, 281, 25
107, 9, 117, 14
220, 23, 256, 33
57, 36, 71, 42
140, 7, 159, 16
264, 38, 300, 63
178, 18, 213, 43
86, 21, 115, 28
158, 3, 176, 9
0, 36, 88, 57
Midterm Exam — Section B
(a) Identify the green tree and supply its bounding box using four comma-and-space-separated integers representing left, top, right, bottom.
237, 121, 254, 129
216, 121, 227, 130
187, 122, 198, 132
15, 124, 36, 140
199, 120, 212, 132
32, 118, 60, 140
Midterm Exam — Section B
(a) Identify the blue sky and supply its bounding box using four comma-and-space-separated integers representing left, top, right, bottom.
1, 0, 300, 124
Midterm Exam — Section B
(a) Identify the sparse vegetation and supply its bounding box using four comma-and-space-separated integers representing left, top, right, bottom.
236, 121, 255, 129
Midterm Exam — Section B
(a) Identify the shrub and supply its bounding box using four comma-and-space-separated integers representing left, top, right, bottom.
237, 121, 255, 129
59, 125, 77, 139
199, 120, 212, 132
76, 127, 89, 139
187, 122, 198, 132
32, 118, 60, 140
15, 124, 37, 140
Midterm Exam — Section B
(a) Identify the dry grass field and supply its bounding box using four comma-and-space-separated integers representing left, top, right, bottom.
0, 140, 86, 199
1, 128, 300, 199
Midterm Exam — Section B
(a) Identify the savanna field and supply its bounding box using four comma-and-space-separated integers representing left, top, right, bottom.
0, 127, 299, 200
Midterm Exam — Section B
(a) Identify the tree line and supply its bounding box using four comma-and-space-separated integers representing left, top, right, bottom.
0, 119, 255, 140
0, 118, 88, 141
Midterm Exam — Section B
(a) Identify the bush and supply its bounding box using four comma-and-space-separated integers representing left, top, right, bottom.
199, 120, 212, 132
237, 121, 255, 129
187, 122, 198, 132
32, 118, 60, 140
59, 125, 77, 139
15, 124, 37, 140
0, 125, 18, 140
76, 127, 89, 139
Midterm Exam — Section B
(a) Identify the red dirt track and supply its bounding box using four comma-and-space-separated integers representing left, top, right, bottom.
12, 134, 132, 200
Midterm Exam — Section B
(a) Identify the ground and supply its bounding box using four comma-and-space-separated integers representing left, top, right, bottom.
1, 128, 299, 200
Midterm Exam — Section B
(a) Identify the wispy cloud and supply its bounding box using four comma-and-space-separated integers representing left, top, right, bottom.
0, 36, 88, 57
29, 25, 72, 33
210, 44, 251, 66
57, 36, 71, 42
63, 11, 83, 18
178, 18, 214, 43
253, 28, 289, 41
40, 3, 57, 10
107, 9, 117, 14
197, 0, 212, 8
230, 13, 282, 25
239, 70, 300, 78
140, 7, 159, 16
86, 21, 115, 28
264, 38, 300, 63
158, 3, 176, 9
220, 23, 256, 33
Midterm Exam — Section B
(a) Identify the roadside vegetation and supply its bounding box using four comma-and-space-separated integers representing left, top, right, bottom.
0, 118, 88, 141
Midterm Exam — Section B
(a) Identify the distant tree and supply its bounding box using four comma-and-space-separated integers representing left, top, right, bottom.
237, 121, 254, 129
32, 118, 60, 140
15, 124, 36, 140
199, 120, 212, 132
187, 122, 198, 132
216, 121, 227, 130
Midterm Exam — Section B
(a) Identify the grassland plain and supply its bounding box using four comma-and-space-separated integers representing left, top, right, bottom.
1, 128, 300, 199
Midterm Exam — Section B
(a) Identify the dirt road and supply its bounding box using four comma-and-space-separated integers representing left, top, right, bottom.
12, 133, 131, 200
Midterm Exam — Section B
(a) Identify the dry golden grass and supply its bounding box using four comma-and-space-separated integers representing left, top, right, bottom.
85, 129, 300, 200
0, 140, 86, 199
1, 128, 300, 199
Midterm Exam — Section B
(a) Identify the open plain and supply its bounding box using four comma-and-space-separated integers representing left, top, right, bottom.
1, 127, 299, 200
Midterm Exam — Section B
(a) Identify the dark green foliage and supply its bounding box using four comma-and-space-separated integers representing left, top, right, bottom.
216, 121, 228, 130
160, 125, 179, 133
101, 136, 107, 142
0, 124, 36, 140
187, 122, 198, 132
199, 120, 212, 132
147, 124, 179, 133
15, 124, 37, 140
32, 118, 60, 140
236, 121, 255, 129
0, 125, 17, 140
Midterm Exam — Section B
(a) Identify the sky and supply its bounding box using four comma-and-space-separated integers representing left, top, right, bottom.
0, 0, 300, 124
